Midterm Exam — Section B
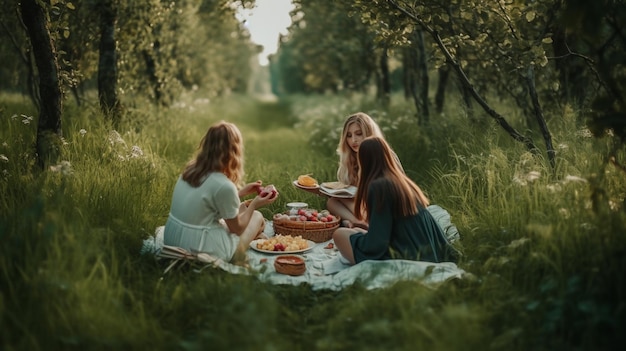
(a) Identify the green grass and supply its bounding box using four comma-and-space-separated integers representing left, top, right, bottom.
1, 91, 625, 350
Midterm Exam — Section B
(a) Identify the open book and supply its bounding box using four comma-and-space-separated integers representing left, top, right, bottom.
320, 182, 357, 198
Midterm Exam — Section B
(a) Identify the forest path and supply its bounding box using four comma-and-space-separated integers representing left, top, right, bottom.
250, 99, 294, 131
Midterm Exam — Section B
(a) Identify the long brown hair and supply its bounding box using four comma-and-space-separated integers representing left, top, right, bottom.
336, 112, 384, 185
354, 137, 429, 221
182, 121, 244, 188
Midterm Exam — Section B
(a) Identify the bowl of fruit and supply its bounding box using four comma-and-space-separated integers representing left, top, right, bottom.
272, 208, 340, 243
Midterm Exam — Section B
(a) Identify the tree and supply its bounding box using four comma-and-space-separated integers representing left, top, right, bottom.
273, 0, 379, 94
97, 0, 121, 121
20, 0, 64, 169
0, 0, 37, 104
402, 29, 429, 124
355, 0, 575, 166
561, 0, 626, 192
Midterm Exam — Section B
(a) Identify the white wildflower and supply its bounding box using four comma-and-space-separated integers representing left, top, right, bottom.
11, 114, 17, 120
564, 175, 587, 183
609, 200, 620, 211
512, 175, 526, 186
130, 145, 144, 158
79, 129, 87, 137
108, 131, 126, 146
526, 171, 541, 182
508, 237, 530, 249
558, 208, 570, 218
49, 160, 73, 176
2, 142, 7, 147
513, 171, 540, 185
577, 128, 593, 138
557, 143, 568, 150
60, 137, 69, 146
20, 114, 34, 125
2, 169, 8, 177
0, 154, 8, 163
546, 183, 561, 193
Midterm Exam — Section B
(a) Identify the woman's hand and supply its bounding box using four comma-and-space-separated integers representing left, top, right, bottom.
239, 180, 262, 197
249, 190, 278, 209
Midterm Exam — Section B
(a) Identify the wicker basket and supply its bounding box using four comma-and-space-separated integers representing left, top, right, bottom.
273, 213, 340, 243
274, 255, 306, 276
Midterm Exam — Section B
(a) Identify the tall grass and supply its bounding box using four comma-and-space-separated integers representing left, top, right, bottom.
1, 90, 625, 350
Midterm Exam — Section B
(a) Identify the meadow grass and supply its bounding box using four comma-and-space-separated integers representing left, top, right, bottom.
1, 91, 625, 350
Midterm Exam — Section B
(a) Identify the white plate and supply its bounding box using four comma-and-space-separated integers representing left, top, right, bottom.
249, 239, 316, 254
292, 180, 319, 190
319, 187, 355, 199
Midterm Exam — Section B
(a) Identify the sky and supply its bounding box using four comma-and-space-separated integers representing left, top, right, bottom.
237, 0, 295, 66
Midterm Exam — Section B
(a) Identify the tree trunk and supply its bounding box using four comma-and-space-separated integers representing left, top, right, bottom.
20, 0, 63, 169
403, 36, 420, 120
378, 46, 391, 108
98, 0, 121, 122
405, 30, 429, 125
458, 74, 474, 121
416, 30, 429, 124
526, 66, 556, 170
435, 65, 450, 114
142, 49, 163, 105
402, 49, 411, 100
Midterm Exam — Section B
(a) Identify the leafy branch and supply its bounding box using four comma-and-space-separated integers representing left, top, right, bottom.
387, 0, 540, 156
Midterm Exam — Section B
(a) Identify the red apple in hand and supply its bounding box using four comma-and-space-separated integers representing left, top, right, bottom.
258, 184, 278, 199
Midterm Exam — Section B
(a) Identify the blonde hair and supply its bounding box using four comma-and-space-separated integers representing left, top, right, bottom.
354, 137, 429, 221
182, 121, 244, 188
336, 112, 384, 185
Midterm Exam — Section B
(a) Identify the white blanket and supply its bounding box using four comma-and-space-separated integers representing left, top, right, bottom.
142, 212, 466, 291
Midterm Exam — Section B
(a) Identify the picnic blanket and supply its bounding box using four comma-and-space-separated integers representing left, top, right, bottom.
141, 205, 466, 291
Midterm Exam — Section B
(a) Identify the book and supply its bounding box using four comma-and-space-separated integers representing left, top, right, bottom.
320, 182, 357, 197
158, 245, 196, 260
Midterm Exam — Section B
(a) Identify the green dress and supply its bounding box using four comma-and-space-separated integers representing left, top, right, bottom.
350, 179, 456, 263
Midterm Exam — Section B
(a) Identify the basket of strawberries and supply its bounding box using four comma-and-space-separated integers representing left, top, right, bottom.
272, 209, 340, 243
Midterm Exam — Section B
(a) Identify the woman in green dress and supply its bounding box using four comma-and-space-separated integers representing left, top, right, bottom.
332, 136, 457, 265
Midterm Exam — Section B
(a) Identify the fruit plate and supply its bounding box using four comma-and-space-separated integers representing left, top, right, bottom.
249, 239, 316, 254
292, 180, 320, 190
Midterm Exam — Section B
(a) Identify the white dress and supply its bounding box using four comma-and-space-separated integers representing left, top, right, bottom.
164, 173, 240, 261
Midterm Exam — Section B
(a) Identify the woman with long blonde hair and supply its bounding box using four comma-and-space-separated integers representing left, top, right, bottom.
164, 121, 277, 264
332, 137, 456, 265
327, 112, 400, 229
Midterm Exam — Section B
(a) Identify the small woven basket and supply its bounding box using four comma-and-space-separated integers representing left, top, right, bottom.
273, 214, 340, 243
274, 255, 306, 276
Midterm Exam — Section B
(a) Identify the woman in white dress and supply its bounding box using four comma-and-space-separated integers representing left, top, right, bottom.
164, 121, 278, 265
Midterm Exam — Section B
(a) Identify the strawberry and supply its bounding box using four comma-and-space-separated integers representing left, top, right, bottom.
259, 184, 278, 199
